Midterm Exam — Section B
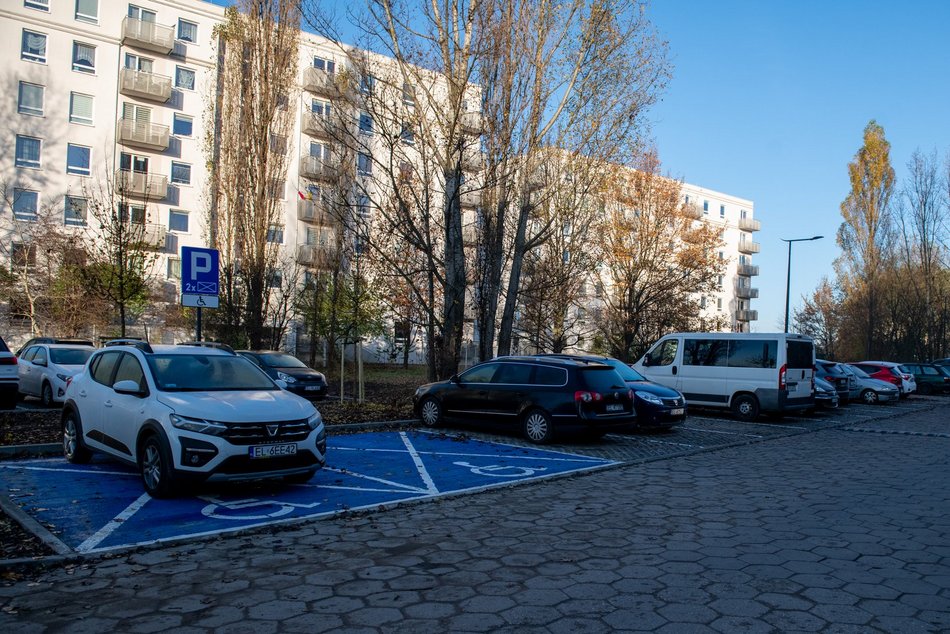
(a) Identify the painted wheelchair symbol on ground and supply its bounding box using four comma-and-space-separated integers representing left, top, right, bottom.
0, 431, 614, 554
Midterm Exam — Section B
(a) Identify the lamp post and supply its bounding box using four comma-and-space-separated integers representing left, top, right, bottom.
782, 235, 823, 333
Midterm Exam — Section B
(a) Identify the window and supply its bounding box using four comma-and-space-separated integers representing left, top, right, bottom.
310, 141, 329, 159
493, 363, 534, 384
125, 53, 152, 72
647, 339, 678, 367
357, 195, 371, 219
25, 0, 50, 10
13, 190, 38, 221
269, 134, 287, 154
175, 66, 196, 90
170, 162, 191, 185
718, 251, 724, 260
75, 0, 98, 23
18, 82, 44, 116
64, 196, 87, 226
69, 93, 94, 125
719, 204, 725, 218
168, 210, 189, 233
72, 42, 96, 73
268, 270, 283, 288
718, 274, 724, 286
177, 19, 198, 43
684, 194, 690, 204
311, 99, 331, 117
66, 144, 91, 176
684, 339, 727, 366
357, 152, 372, 175
121, 205, 146, 224
358, 112, 373, 134
460, 363, 499, 384
15, 136, 41, 169
276, 93, 288, 110
266, 224, 284, 244
702, 200, 709, 214
12, 243, 37, 268
728, 340, 777, 369
114, 353, 146, 390
128, 5, 156, 21
717, 298, 723, 310
21, 30, 47, 63
359, 74, 375, 94
313, 57, 335, 73
400, 123, 414, 145
699, 297, 706, 309
91, 351, 121, 386
167, 257, 181, 279
173, 114, 193, 137
402, 82, 415, 106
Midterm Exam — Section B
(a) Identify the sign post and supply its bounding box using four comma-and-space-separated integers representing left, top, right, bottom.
181, 247, 220, 341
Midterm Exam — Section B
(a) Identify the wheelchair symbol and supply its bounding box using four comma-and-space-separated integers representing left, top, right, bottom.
199, 496, 320, 520
453, 461, 545, 477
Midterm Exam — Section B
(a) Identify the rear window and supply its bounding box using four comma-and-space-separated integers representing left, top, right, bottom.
534, 366, 567, 386
50, 348, 93, 365
786, 340, 813, 369
728, 340, 778, 369
0, 337, 8, 353
578, 367, 626, 392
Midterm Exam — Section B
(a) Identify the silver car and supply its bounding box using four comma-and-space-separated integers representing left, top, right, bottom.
841, 364, 900, 404
17, 344, 96, 406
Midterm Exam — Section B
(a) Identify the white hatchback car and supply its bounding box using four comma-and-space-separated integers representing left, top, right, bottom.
0, 336, 17, 410
17, 343, 96, 407
62, 340, 327, 498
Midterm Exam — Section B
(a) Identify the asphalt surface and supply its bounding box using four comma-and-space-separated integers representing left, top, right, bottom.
1, 398, 949, 632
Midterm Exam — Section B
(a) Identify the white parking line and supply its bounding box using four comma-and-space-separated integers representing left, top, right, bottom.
719, 420, 807, 430
644, 438, 701, 448
680, 427, 762, 438
400, 432, 439, 494
77, 492, 151, 553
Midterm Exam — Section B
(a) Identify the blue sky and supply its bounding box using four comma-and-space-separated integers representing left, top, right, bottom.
645, 0, 950, 330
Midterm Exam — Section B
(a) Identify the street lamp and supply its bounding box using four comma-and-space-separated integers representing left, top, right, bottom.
782, 235, 823, 333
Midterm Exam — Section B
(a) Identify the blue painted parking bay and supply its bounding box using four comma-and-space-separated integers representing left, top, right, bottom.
0, 431, 614, 554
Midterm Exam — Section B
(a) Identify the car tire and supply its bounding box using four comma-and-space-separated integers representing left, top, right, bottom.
139, 434, 179, 498
861, 389, 878, 405
62, 409, 92, 464
919, 384, 933, 396
731, 393, 760, 422
419, 397, 442, 427
284, 469, 317, 484
523, 409, 554, 444
40, 382, 54, 408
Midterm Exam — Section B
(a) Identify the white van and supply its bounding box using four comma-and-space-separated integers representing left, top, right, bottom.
632, 333, 815, 421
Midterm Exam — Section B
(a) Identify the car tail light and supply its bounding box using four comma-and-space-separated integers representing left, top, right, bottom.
574, 391, 603, 403
779, 364, 787, 390
0, 356, 17, 366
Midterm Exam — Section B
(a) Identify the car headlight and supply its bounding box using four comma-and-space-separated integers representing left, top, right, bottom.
313, 372, 325, 382
170, 413, 228, 436
56, 373, 70, 382
635, 391, 664, 406
277, 371, 298, 384
306, 411, 323, 431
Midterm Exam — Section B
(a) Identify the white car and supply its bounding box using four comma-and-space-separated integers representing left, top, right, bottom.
0, 336, 17, 410
17, 344, 96, 407
62, 340, 327, 498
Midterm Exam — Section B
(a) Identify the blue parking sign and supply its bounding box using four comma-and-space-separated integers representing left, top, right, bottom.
181, 247, 219, 296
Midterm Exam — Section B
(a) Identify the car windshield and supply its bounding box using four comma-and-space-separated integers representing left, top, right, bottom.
148, 354, 277, 391
50, 348, 93, 365
260, 353, 308, 369
936, 366, 950, 377
604, 359, 647, 381
847, 365, 870, 378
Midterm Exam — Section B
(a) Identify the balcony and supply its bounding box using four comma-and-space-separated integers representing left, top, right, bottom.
297, 244, 337, 269
301, 112, 335, 139
738, 217, 761, 232
115, 170, 168, 200
736, 309, 758, 322
299, 155, 336, 181
133, 223, 167, 250
117, 119, 170, 151
736, 287, 759, 300
461, 150, 483, 173
302, 67, 337, 96
737, 263, 760, 276
738, 240, 761, 255
459, 111, 482, 135
297, 199, 334, 225
460, 190, 482, 208
121, 16, 175, 54
119, 68, 172, 103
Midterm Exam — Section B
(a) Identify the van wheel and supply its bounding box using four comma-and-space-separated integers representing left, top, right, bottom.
523, 409, 554, 444
731, 394, 760, 421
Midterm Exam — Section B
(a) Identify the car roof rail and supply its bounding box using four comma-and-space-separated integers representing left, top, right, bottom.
178, 341, 236, 354
104, 339, 154, 353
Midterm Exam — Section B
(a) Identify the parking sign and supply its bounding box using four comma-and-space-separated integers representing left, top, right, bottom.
181, 246, 219, 308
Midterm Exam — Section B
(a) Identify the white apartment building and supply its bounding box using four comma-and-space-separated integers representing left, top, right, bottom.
1, 0, 758, 348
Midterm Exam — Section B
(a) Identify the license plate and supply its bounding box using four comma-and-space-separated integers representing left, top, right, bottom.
305, 386, 322, 391
605, 404, 624, 412
249, 443, 297, 459
670, 408, 684, 416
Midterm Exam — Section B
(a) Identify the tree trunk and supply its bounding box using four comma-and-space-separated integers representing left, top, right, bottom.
496, 200, 531, 356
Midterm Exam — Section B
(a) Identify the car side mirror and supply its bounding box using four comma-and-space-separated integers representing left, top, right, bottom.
35, 359, 48, 367
642, 355, 652, 367
113, 379, 146, 397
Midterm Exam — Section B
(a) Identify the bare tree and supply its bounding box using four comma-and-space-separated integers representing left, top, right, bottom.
206, 0, 301, 348
792, 278, 842, 360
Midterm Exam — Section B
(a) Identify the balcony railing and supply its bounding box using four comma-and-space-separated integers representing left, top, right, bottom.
121, 16, 175, 54
115, 170, 168, 200
301, 112, 335, 139
299, 155, 336, 181
297, 199, 334, 225
302, 67, 337, 96
736, 309, 758, 322
297, 244, 337, 268
460, 190, 482, 208
117, 119, 169, 151
459, 111, 482, 135
736, 287, 759, 300
737, 263, 760, 277
738, 217, 761, 232
738, 240, 761, 255
119, 68, 172, 103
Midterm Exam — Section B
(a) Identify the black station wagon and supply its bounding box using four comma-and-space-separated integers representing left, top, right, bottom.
412, 356, 637, 443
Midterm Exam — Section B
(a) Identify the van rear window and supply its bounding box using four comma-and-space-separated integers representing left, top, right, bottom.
728, 340, 777, 369
786, 341, 814, 369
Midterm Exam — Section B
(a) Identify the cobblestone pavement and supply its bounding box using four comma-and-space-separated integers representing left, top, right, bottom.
2, 401, 948, 632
